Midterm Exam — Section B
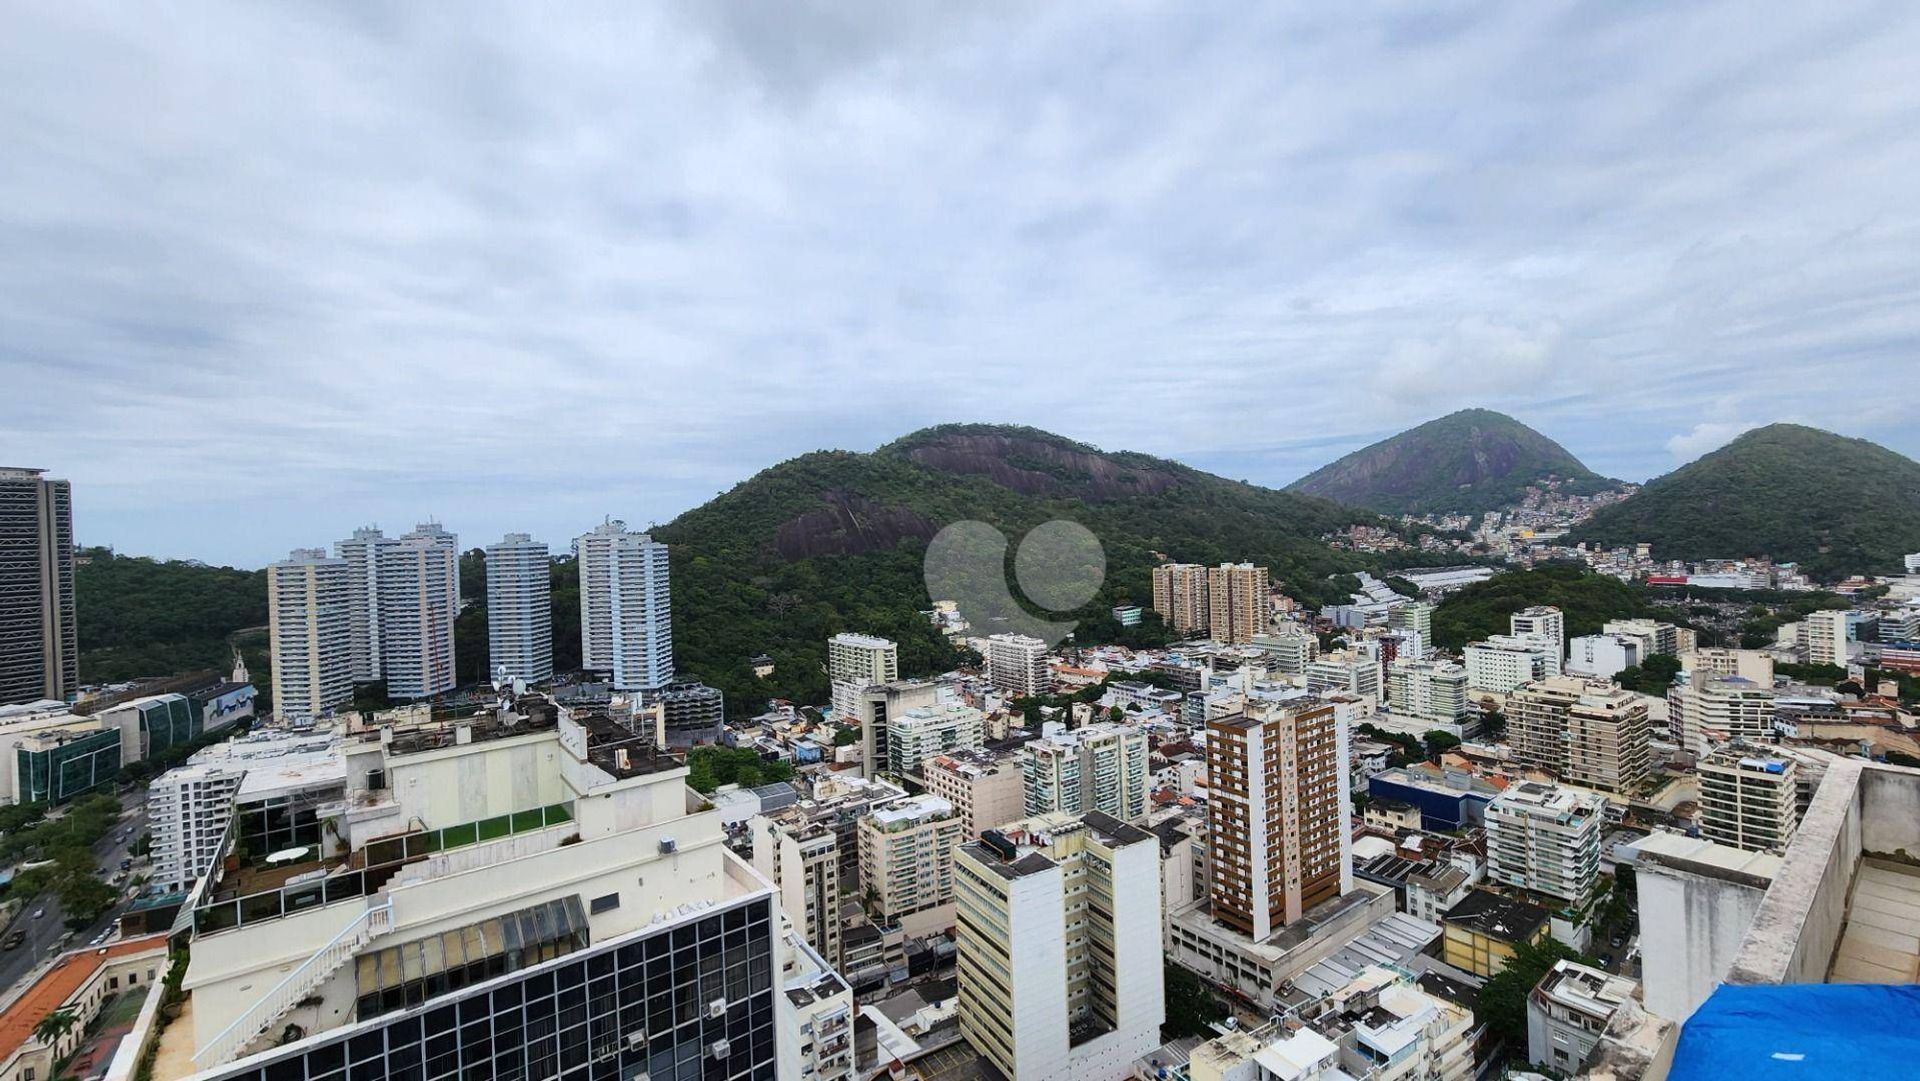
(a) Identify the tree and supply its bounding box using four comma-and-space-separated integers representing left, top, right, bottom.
34, 1007, 79, 1047
1161, 963, 1227, 1041
1615, 652, 1683, 695
59, 874, 118, 929
1423, 730, 1462, 758
1478, 936, 1593, 1048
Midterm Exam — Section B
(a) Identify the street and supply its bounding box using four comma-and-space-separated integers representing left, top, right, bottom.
0, 789, 149, 997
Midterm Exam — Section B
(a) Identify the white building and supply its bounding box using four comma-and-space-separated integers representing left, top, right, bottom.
1698, 744, 1800, 854
1669, 675, 1775, 757
484, 533, 552, 685
1465, 634, 1561, 694
1249, 626, 1319, 677
575, 519, 673, 691
148, 762, 244, 893
955, 811, 1164, 1081
1804, 608, 1851, 668
986, 633, 1049, 698
827, 633, 898, 721
1486, 781, 1604, 903
1511, 606, 1566, 660
1386, 659, 1471, 724
266, 548, 354, 721
857, 794, 962, 931
1021, 720, 1150, 824
884, 701, 983, 776
375, 525, 459, 700
1566, 634, 1641, 681
1603, 618, 1694, 659
333, 526, 389, 682
1388, 602, 1435, 659
1527, 959, 1636, 1074
148, 727, 345, 893
1307, 650, 1382, 700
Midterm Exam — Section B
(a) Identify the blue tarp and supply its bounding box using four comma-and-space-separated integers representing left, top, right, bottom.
1670, 983, 1920, 1078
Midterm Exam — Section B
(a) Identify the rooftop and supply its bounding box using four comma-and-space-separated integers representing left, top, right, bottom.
0, 936, 168, 1064
1440, 889, 1550, 943
1535, 959, 1636, 1019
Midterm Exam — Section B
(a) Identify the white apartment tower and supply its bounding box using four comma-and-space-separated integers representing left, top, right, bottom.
1805, 609, 1850, 668
1465, 634, 1562, 694
1697, 744, 1800, 854
1486, 781, 1604, 903
484, 533, 552, 685
827, 632, 898, 721
376, 525, 459, 700
955, 811, 1164, 1081
986, 633, 1049, 698
1386, 659, 1471, 724
1389, 602, 1435, 659
266, 548, 354, 721
1021, 721, 1150, 823
575, 520, 673, 691
1511, 606, 1566, 661
147, 763, 244, 892
1669, 675, 1776, 757
333, 525, 390, 682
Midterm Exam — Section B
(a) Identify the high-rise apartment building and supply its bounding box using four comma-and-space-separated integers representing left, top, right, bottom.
484, 533, 551, 685
751, 810, 844, 967
1603, 618, 1695, 659
921, 749, 1025, 839
1804, 609, 1850, 668
986, 633, 1049, 698
0, 468, 75, 705
854, 679, 937, 780
1465, 635, 1561, 694
1386, 659, 1471, 724
1207, 562, 1270, 645
1250, 626, 1318, 677
1680, 647, 1775, 685
1698, 743, 1800, 853
1205, 701, 1352, 939
1669, 675, 1775, 757
1389, 602, 1434, 659
826, 633, 897, 721
333, 526, 390, 682
1151, 563, 1211, 637
1021, 721, 1150, 823
857, 794, 962, 929
1508, 676, 1651, 793
1511, 606, 1566, 660
266, 548, 354, 721
1306, 651, 1382, 700
955, 811, 1164, 1081
884, 701, 983, 776
377, 525, 459, 700
1486, 781, 1603, 903
575, 519, 673, 691
1566, 634, 1641, 681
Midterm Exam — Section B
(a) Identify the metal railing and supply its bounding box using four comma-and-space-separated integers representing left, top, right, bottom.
192, 900, 393, 1070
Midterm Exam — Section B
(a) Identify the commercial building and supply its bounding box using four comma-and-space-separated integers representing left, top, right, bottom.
1566, 633, 1641, 681
955, 811, 1163, 1081
483, 532, 552, 684
1486, 781, 1605, 903
8, 719, 121, 805
575, 519, 673, 691
1508, 676, 1652, 793
853, 679, 937, 780
1366, 765, 1500, 832
985, 633, 1049, 698
376, 525, 459, 700
826, 632, 897, 722
1208, 562, 1271, 645
921, 749, 1023, 839
0, 467, 75, 706
1205, 701, 1352, 939
150, 695, 798, 1080
1021, 720, 1150, 824
1440, 888, 1551, 977
1669, 675, 1775, 757
1511, 606, 1566, 660
857, 794, 963, 932
1465, 634, 1561, 693
1804, 608, 1850, 668
266, 548, 354, 721
1698, 744, 1800, 854
1385, 658, 1470, 725
884, 701, 983, 776
1151, 562, 1211, 637
1528, 959, 1636, 1074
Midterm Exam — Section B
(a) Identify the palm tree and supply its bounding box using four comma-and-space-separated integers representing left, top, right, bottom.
33, 1007, 79, 1047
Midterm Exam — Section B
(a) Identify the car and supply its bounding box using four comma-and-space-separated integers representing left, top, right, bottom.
1599, 953, 1613, 968
1610, 934, 1625, 948
32, 908, 44, 919
120, 858, 133, 872
2, 930, 24, 950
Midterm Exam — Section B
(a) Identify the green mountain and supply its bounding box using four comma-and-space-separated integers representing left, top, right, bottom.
1430, 562, 1677, 651
1286, 408, 1617, 516
658, 423, 1442, 713
73, 548, 270, 691
1566, 423, 1920, 580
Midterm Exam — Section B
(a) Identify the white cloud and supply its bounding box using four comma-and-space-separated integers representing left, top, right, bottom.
1665, 420, 1763, 464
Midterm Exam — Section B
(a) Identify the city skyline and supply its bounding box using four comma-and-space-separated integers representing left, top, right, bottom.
6, 3, 1920, 564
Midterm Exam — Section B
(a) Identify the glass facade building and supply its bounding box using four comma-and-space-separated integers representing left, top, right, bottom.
16, 725, 121, 804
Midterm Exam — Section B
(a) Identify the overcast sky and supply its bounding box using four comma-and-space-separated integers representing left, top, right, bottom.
6, 2, 1920, 567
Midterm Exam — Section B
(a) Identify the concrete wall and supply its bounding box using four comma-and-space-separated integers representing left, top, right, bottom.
1636, 865, 1767, 1023
1728, 757, 1861, 988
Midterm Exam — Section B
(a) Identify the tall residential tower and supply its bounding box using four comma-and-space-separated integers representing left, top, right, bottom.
0, 468, 75, 705
575, 520, 673, 691
484, 532, 552, 684
266, 548, 354, 721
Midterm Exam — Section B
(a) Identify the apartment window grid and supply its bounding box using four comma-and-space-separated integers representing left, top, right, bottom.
200, 900, 778, 1081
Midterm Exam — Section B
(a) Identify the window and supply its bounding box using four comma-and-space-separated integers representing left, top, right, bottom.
590, 893, 621, 915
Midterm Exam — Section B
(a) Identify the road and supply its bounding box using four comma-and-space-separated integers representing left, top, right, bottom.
0, 790, 149, 997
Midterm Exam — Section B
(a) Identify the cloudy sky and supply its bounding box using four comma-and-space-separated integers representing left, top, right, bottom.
5, 2, 1920, 567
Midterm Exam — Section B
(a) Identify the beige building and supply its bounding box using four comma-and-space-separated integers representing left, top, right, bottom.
1698, 743, 1800, 853
751, 811, 845, 967
1508, 676, 1651, 793
1680, 647, 1776, 685
955, 811, 1164, 1081
1804, 609, 1850, 668
1151, 562, 1211, 637
1207, 562, 1271, 645
922, 749, 1024, 838
1669, 674, 1775, 756
853, 678, 938, 779
828, 631, 898, 720
857, 794, 963, 932
1205, 700, 1352, 939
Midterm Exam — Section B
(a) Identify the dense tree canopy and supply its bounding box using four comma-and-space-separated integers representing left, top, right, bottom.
1432, 563, 1683, 650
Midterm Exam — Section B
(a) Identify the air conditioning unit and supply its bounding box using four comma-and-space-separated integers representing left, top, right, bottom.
626, 1029, 648, 1050
659, 837, 677, 854
708, 998, 728, 1018
707, 1038, 732, 1060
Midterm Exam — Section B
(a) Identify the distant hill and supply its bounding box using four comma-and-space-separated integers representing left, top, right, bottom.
1566, 424, 1920, 580
1287, 408, 1617, 516
73, 547, 267, 687
657, 423, 1445, 713
1430, 562, 1676, 651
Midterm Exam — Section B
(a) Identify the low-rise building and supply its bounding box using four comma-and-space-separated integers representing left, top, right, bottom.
1527, 959, 1636, 1074
1441, 888, 1551, 977
921, 748, 1024, 839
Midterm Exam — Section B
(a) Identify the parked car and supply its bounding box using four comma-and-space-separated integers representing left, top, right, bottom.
2, 930, 25, 950
31, 908, 44, 919
120, 858, 133, 872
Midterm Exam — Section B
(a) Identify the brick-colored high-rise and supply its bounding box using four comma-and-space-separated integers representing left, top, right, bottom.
1151, 563, 1210, 637
1206, 562, 1270, 645
1205, 700, 1351, 940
